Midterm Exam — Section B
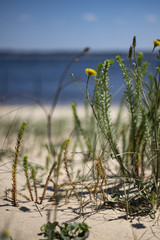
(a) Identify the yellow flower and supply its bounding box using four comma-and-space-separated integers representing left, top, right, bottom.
85, 68, 97, 77
153, 39, 160, 48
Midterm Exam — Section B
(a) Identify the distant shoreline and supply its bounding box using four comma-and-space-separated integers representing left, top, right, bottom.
0, 50, 155, 58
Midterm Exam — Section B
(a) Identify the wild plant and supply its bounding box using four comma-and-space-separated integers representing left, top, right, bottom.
72, 37, 160, 217
22, 155, 34, 201
40, 161, 57, 204
71, 103, 94, 159
0, 48, 89, 160
72, 64, 130, 180
95, 155, 106, 204
63, 138, 79, 201
31, 167, 38, 203
3, 37, 160, 223
119, 38, 160, 183
0, 51, 93, 237
48, 138, 83, 203
12, 122, 27, 206
0, 229, 13, 240
40, 221, 89, 240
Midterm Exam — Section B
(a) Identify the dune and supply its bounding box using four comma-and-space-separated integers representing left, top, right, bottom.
0, 104, 160, 240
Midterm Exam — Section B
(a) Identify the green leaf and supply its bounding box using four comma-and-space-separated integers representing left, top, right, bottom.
96, 63, 103, 78
137, 52, 143, 67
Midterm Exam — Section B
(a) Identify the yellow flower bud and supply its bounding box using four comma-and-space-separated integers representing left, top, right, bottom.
153, 39, 160, 48
70, 73, 74, 78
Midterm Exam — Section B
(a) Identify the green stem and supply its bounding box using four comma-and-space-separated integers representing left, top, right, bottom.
23, 156, 34, 201
148, 47, 155, 64
155, 71, 160, 185
86, 76, 90, 99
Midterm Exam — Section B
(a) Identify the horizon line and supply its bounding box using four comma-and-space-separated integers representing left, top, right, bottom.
0, 48, 153, 55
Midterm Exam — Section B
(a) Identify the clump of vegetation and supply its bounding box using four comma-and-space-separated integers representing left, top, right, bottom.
0, 229, 13, 240
71, 36, 160, 219
1, 37, 160, 239
40, 221, 89, 240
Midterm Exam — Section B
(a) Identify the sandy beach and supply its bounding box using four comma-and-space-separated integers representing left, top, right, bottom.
0, 104, 160, 240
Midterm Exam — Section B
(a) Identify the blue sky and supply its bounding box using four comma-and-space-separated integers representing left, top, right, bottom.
0, 0, 159, 52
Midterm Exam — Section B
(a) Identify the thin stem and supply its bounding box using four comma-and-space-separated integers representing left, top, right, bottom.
86, 76, 90, 99
0, 93, 48, 117
49, 48, 89, 117
148, 47, 155, 64
155, 71, 160, 185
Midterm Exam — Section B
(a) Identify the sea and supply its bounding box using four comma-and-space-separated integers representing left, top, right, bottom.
0, 51, 159, 106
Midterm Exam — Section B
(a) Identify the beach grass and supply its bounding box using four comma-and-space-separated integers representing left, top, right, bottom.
1, 36, 160, 239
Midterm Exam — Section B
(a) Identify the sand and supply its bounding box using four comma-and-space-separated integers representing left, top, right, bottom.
0, 104, 160, 240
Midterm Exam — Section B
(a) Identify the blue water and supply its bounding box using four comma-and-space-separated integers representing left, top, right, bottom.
0, 52, 159, 105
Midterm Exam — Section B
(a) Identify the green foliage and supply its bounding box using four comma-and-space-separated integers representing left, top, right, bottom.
23, 155, 34, 201
93, 59, 129, 176
40, 160, 57, 204
56, 139, 70, 180
40, 221, 89, 240
137, 52, 143, 67
2, 36, 160, 221
0, 229, 13, 240
71, 36, 160, 216
31, 167, 38, 202
72, 103, 93, 154
116, 55, 139, 177
12, 122, 27, 206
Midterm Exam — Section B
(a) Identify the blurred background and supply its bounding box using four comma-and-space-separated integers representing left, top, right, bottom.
0, 0, 159, 105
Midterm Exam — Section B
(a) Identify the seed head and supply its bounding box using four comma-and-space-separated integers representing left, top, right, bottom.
128, 46, 133, 61
132, 36, 136, 48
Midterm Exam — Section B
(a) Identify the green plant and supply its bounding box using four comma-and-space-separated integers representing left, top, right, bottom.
23, 156, 34, 201
3, 36, 160, 222
12, 122, 27, 206
40, 161, 57, 204
0, 229, 13, 240
71, 36, 160, 217
40, 221, 90, 240
31, 167, 38, 203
